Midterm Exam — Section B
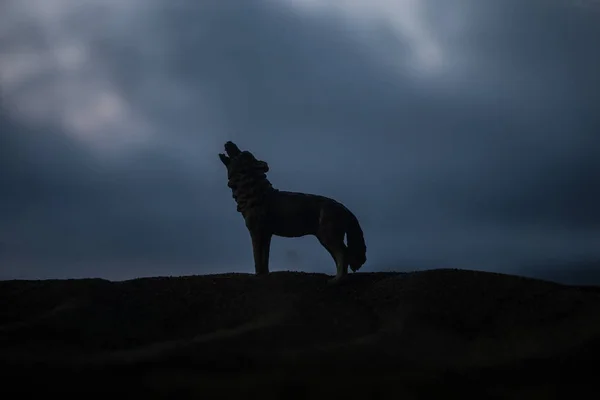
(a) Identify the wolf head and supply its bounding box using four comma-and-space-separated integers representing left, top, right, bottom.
218, 141, 242, 165
219, 141, 269, 179
219, 141, 274, 214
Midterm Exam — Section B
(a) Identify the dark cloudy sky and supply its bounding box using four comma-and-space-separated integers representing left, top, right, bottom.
1, 0, 599, 282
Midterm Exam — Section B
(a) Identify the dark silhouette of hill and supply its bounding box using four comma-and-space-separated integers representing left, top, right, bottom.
520, 259, 600, 286
1, 268, 600, 398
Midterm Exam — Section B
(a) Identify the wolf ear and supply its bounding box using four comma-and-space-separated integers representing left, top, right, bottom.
219, 153, 230, 166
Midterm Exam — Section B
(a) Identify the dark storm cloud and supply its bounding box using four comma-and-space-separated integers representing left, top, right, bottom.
1, 0, 598, 281
0, 113, 235, 279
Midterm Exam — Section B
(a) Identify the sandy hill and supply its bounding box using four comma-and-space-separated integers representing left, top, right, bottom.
1, 268, 600, 398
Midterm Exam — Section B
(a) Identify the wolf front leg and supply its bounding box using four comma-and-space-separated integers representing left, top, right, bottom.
250, 230, 272, 275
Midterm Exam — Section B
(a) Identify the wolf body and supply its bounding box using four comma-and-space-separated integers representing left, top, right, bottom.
219, 142, 366, 283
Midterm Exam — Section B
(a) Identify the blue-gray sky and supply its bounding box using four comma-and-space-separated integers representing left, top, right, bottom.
1, 0, 599, 282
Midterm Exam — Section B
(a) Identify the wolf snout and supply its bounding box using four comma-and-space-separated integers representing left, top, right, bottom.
225, 141, 242, 158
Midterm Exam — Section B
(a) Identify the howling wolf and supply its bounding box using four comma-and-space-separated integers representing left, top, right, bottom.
219, 141, 367, 283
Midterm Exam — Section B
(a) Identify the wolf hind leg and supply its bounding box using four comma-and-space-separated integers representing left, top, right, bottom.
317, 229, 348, 284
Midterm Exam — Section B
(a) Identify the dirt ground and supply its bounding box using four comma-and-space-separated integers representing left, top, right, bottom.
1, 269, 599, 398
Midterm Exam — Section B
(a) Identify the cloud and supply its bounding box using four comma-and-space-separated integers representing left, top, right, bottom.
276, 0, 449, 75
0, 0, 178, 155
1, 0, 599, 281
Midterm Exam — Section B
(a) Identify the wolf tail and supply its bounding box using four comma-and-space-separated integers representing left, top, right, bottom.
345, 208, 367, 270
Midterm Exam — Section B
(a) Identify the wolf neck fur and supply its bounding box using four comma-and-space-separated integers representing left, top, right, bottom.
227, 168, 277, 216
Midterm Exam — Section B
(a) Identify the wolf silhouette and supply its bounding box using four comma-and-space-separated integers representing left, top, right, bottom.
219, 141, 366, 283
